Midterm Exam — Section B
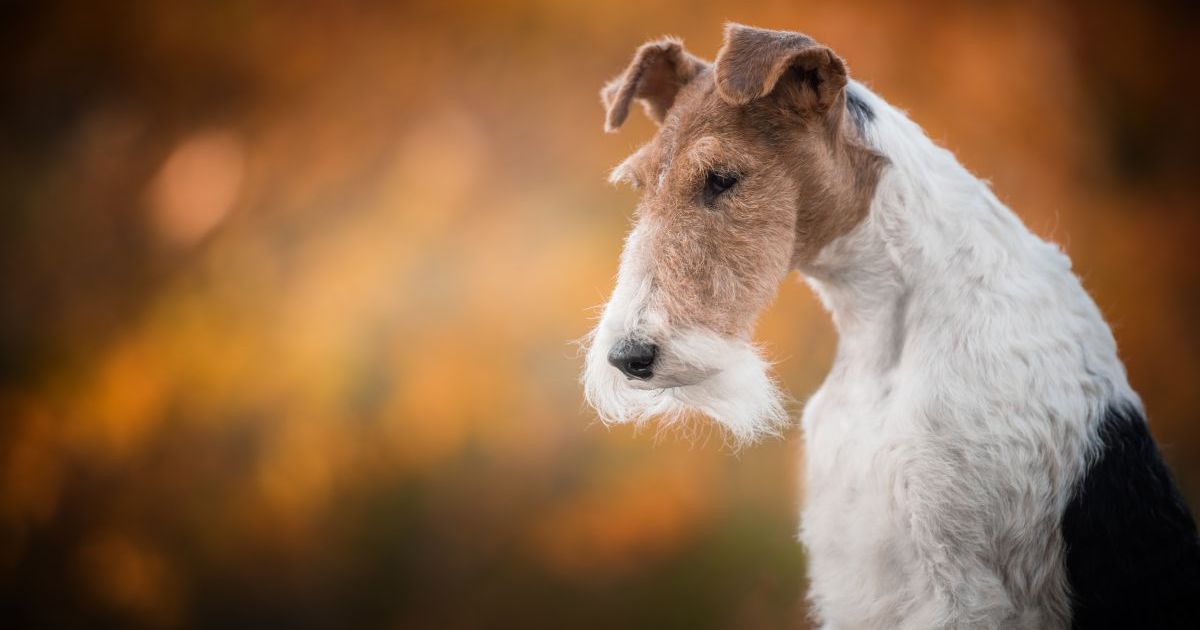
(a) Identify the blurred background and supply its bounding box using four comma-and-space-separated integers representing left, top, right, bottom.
2, 1, 1198, 628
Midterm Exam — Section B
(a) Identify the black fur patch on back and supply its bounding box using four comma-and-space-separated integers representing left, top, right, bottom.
1063, 402, 1200, 628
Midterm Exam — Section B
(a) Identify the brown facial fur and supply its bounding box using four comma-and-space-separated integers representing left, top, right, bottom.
603, 25, 885, 338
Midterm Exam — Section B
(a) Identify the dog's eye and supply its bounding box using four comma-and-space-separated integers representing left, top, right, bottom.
703, 171, 738, 204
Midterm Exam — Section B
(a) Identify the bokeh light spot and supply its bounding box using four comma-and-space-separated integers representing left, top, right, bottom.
148, 130, 245, 247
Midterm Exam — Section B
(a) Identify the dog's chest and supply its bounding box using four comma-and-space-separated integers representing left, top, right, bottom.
799, 372, 927, 622
800, 369, 906, 505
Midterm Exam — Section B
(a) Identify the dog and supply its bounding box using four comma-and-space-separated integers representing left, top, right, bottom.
583, 23, 1200, 629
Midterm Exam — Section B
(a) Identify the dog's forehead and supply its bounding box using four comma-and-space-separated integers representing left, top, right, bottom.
660, 71, 734, 144
642, 71, 760, 175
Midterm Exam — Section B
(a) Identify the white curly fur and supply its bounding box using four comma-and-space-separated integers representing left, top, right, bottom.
795, 83, 1134, 629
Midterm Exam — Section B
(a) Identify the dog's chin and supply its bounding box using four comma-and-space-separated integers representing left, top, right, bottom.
583, 329, 789, 445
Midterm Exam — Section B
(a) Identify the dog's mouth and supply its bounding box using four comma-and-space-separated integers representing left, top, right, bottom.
622, 360, 715, 390
583, 326, 789, 444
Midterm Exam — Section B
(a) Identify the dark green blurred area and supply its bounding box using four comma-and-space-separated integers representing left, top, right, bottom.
1, 1, 1198, 628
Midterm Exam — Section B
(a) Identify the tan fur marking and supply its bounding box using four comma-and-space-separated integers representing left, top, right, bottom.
604, 26, 885, 337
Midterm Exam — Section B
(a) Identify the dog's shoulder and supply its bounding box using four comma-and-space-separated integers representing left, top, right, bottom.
1063, 401, 1200, 628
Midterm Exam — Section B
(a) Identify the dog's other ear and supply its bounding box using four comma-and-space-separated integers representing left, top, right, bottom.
714, 23, 847, 113
602, 38, 708, 132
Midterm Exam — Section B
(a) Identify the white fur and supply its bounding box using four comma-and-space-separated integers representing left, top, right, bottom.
796, 83, 1134, 629
583, 225, 787, 444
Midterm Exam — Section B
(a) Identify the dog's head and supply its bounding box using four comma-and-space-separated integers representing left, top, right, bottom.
583, 24, 883, 443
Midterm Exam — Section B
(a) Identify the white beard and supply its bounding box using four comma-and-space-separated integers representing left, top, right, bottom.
582, 324, 789, 445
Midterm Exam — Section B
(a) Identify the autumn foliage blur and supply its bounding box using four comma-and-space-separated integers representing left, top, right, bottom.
1, 1, 1198, 628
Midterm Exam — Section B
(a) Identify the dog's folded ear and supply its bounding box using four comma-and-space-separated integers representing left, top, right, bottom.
715, 23, 847, 113
602, 38, 708, 132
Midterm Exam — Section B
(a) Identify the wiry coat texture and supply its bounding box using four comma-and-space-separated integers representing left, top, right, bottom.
586, 24, 1200, 629
802, 81, 1125, 629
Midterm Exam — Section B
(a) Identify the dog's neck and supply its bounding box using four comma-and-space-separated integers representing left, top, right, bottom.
798, 83, 1047, 377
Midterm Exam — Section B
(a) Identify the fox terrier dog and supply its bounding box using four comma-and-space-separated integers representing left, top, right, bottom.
583, 23, 1200, 629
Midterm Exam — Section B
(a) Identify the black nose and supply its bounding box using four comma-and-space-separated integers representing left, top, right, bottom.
607, 339, 658, 380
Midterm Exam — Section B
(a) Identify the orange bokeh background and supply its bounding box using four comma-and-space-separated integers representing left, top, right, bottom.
2, 1, 1198, 628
